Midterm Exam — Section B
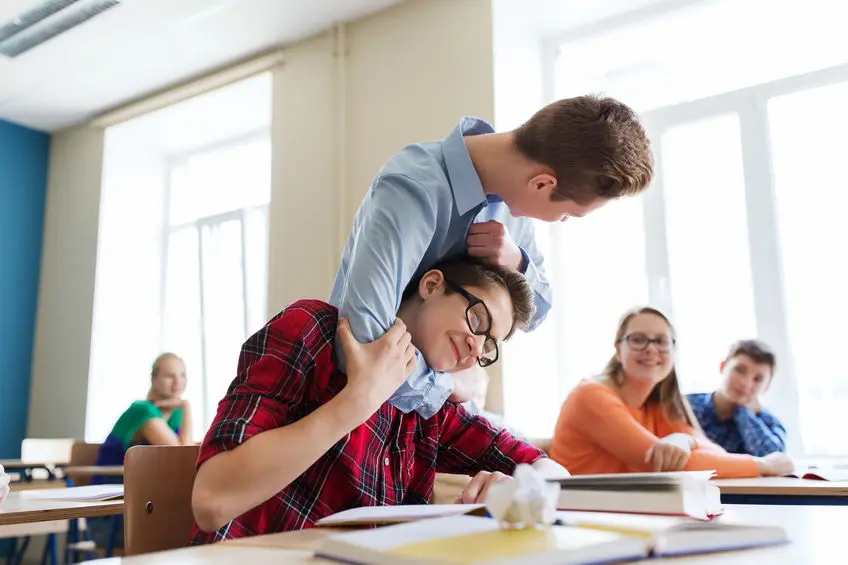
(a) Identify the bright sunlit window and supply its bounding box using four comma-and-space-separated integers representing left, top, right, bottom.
502, 0, 848, 455
660, 114, 757, 392
161, 137, 271, 435
768, 82, 848, 456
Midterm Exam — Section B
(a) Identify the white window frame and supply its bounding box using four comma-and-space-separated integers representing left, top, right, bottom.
160, 132, 270, 430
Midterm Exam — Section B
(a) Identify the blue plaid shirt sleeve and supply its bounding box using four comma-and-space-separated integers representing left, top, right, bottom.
733, 406, 787, 456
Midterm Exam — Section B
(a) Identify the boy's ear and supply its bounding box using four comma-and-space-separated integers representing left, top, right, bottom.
418, 269, 446, 300
527, 172, 557, 198
719, 360, 727, 374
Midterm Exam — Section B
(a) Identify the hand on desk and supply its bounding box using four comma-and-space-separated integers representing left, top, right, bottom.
458, 471, 511, 504
756, 452, 794, 476
645, 433, 695, 472
0, 463, 9, 504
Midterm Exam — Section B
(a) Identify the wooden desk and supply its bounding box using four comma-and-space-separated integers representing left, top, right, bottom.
204, 505, 845, 564
84, 505, 847, 564
1, 459, 67, 483
715, 477, 848, 505
0, 491, 123, 527
0, 460, 65, 472
64, 465, 125, 478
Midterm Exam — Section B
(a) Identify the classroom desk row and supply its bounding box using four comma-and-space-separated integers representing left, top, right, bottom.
0, 491, 123, 528
85, 505, 844, 564
2, 476, 847, 563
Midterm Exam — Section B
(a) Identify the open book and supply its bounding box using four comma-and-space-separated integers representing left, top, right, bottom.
317, 513, 787, 565
317, 515, 649, 565
20, 485, 124, 501
558, 510, 788, 557
549, 471, 722, 520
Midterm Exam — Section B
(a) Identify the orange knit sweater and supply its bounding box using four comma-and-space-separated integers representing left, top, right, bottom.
549, 380, 759, 478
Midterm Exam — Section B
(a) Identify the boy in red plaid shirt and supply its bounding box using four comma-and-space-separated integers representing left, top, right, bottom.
190, 259, 568, 542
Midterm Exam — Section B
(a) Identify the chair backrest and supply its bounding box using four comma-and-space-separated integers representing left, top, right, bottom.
123, 444, 200, 556
65, 441, 102, 486
20, 438, 75, 463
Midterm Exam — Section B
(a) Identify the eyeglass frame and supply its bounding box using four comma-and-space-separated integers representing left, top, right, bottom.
619, 332, 676, 353
442, 278, 499, 367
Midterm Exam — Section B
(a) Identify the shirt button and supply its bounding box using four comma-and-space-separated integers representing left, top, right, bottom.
384, 457, 390, 466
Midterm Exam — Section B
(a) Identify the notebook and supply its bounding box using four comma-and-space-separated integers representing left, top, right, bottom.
21, 484, 124, 501
317, 515, 649, 565
549, 471, 722, 520
557, 510, 788, 557
316, 504, 487, 526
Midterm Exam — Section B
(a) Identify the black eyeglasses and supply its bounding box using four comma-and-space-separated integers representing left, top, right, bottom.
620, 332, 676, 353
443, 278, 499, 367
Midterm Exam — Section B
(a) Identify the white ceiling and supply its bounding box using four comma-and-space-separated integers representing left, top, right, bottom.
0, 0, 404, 132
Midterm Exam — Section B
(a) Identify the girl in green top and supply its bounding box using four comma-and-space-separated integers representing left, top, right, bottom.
94, 352, 194, 471
89, 352, 194, 550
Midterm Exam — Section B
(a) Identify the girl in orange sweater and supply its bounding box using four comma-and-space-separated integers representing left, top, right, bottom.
549, 307, 793, 478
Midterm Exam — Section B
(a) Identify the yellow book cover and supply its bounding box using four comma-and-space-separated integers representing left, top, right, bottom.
318, 515, 649, 565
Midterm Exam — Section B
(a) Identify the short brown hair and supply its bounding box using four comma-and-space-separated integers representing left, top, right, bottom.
403, 259, 534, 338
725, 340, 777, 373
514, 94, 653, 205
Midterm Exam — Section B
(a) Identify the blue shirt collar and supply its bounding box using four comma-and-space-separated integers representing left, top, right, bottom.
442, 116, 495, 215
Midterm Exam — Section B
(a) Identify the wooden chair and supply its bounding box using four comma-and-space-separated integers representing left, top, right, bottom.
64, 441, 103, 562
65, 441, 102, 487
123, 444, 200, 556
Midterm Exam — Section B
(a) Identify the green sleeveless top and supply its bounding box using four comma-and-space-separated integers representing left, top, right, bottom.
110, 400, 183, 448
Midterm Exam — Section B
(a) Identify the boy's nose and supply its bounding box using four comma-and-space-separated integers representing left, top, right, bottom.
467, 334, 485, 356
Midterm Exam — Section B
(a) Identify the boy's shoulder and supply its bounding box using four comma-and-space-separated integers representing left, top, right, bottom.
122, 400, 160, 420
686, 393, 713, 407
265, 299, 339, 346
685, 393, 715, 418
373, 141, 452, 201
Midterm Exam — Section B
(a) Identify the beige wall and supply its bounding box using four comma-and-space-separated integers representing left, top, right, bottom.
30, 0, 502, 437
267, 0, 503, 410
267, 31, 339, 313
27, 126, 105, 438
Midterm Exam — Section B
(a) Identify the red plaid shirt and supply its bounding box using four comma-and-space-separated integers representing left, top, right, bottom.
191, 299, 544, 543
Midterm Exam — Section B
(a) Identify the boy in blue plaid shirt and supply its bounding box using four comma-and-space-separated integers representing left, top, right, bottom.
688, 340, 786, 456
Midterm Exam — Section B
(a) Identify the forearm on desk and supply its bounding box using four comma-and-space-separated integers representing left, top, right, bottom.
192, 392, 362, 531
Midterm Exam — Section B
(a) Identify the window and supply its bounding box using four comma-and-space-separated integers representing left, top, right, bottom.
501, 0, 848, 454
87, 73, 271, 444
658, 115, 757, 392
161, 136, 271, 437
554, 0, 847, 113
768, 83, 848, 455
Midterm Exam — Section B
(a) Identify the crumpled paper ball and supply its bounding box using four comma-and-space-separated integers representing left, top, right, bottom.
484, 463, 561, 529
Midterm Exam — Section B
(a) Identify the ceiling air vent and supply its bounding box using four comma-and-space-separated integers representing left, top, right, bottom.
0, 0, 121, 58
